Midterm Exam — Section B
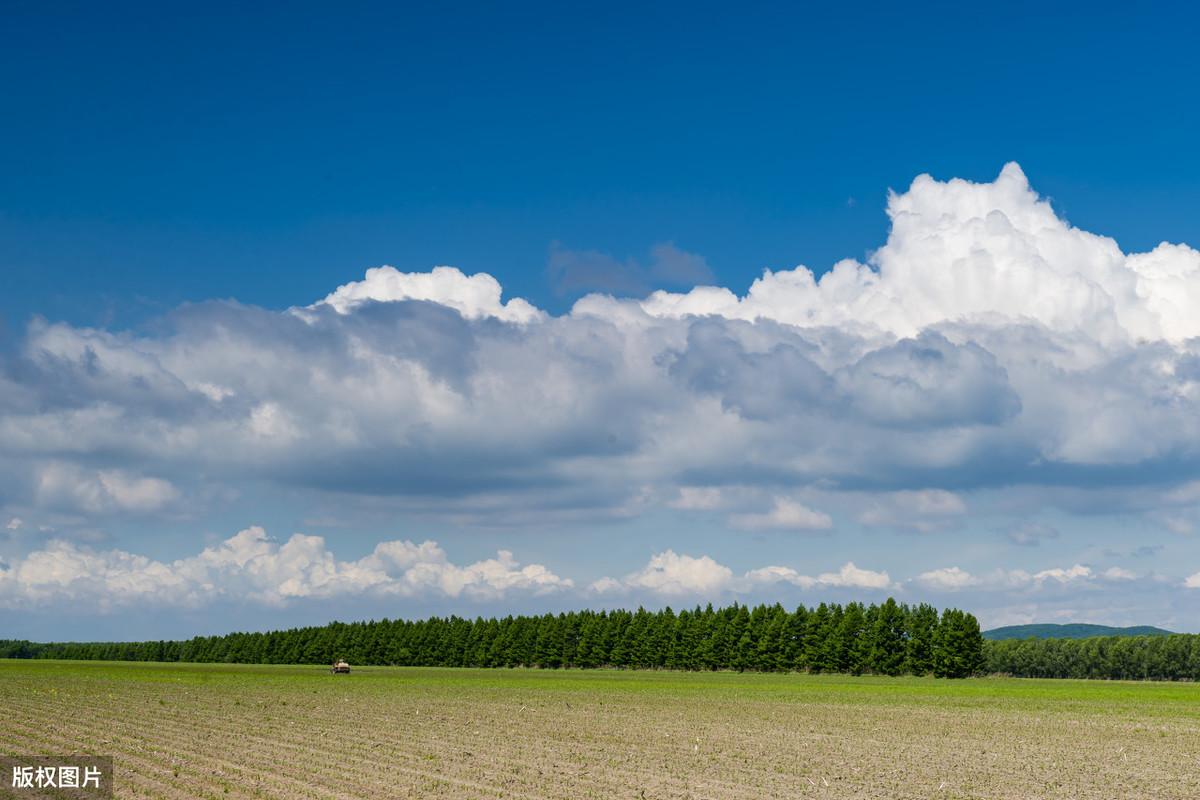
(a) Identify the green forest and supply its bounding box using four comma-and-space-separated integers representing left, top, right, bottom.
0, 599, 987, 678
5, 601, 1193, 680
984, 634, 1200, 680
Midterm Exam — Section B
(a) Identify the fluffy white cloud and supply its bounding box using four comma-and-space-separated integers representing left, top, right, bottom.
915, 566, 977, 591
820, 562, 894, 589
637, 163, 1200, 344
594, 552, 891, 597
617, 550, 734, 596
729, 498, 833, 531
314, 265, 543, 322
1032, 564, 1093, 584
915, 563, 1148, 593
0, 527, 573, 610
6, 163, 1200, 544
746, 561, 892, 590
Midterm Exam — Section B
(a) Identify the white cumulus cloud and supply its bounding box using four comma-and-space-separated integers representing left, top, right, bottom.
0, 527, 573, 610
914, 563, 1146, 593
1032, 564, 1093, 583
915, 566, 978, 591
597, 553, 892, 597
744, 561, 892, 590
7, 162, 1200, 555
618, 550, 734, 596
636, 163, 1200, 344
314, 265, 543, 322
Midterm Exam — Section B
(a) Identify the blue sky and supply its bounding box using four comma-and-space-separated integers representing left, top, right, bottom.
4, 2, 1200, 639
6, 1, 1200, 326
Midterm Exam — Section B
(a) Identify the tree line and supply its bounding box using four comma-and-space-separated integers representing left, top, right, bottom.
0, 599, 987, 677
985, 634, 1200, 680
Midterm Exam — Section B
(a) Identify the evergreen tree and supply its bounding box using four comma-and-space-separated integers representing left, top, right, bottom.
757, 605, 787, 672
904, 603, 938, 676
804, 603, 834, 673
781, 606, 808, 672
838, 602, 870, 675
730, 605, 754, 671
869, 598, 907, 676
933, 609, 984, 678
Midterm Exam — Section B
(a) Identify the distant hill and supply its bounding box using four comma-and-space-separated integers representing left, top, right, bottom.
983, 623, 1174, 641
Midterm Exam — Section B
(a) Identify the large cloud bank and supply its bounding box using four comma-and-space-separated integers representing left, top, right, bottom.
4, 163, 1200, 542
0, 532, 894, 609
3, 526, 1165, 621
0, 527, 573, 610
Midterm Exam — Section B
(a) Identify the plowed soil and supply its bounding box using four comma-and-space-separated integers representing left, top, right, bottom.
1, 661, 1198, 799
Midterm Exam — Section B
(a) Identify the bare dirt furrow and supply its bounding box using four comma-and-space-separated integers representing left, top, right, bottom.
0, 701, 349, 800
6, 663, 1200, 800
0, 713, 230, 800
4, 691, 555, 800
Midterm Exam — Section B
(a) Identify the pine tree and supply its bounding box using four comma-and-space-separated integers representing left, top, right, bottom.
839, 602, 870, 675
932, 608, 983, 678
869, 598, 907, 676
730, 605, 753, 671
905, 603, 938, 676
804, 603, 833, 673
781, 605, 808, 672
757, 606, 787, 672
959, 611, 985, 676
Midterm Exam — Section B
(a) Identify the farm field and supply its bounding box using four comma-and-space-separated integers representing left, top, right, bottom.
1, 661, 1198, 800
